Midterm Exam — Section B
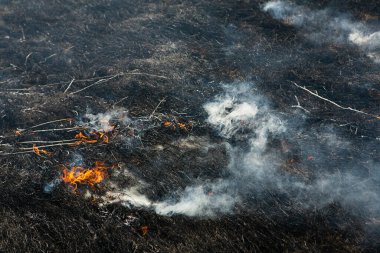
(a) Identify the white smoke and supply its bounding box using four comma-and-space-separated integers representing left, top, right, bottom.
204, 83, 286, 181
151, 82, 286, 216
102, 184, 152, 208
263, 0, 306, 26
152, 82, 379, 217
81, 109, 131, 132
154, 181, 236, 216
203, 85, 259, 138
97, 82, 379, 218
263, 1, 380, 63
100, 82, 285, 216
349, 31, 380, 62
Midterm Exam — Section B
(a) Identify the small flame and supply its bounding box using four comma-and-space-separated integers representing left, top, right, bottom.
74, 131, 98, 145
140, 226, 149, 236
62, 161, 111, 191
74, 128, 113, 146
162, 119, 193, 130
102, 134, 109, 143
33, 144, 52, 156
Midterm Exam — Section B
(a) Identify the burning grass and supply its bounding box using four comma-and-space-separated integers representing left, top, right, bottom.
73, 128, 113, 146
0, 0, 379, 252
62, 161, 114, 192
32, 144, 52, 156
162, 116, 194, 131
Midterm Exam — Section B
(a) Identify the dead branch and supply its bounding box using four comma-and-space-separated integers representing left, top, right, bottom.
18, 139, 77, 144
68, 71, 168, 95
27, 127, 81, 133
45, 71, 168, 89
291, 95, 310, 113
291, 81, 379, 119
112, 96, 128, 108
19, 118, 74, 132
40, 53, 57, 63
149, 97, 167, 119
0, 150, 35, 156
24, 52, 33, 69
124, 72, 168, 80
19, 142, 78, 150
70, 73, 122, 95
63, 78, 75, 93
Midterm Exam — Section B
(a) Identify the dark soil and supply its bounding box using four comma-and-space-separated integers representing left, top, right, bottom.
0, 0, 379, 252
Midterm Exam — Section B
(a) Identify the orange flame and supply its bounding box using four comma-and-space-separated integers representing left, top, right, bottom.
33, 144, 52, 156
62, 161, 111, 191
74, 131, 98, 145
163, 120, 192, 131
101, 134, 109, 143
141, 226, 149, 236
73, 128, 113, 146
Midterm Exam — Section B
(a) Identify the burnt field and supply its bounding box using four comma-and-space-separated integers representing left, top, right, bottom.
0, 0, 379, 252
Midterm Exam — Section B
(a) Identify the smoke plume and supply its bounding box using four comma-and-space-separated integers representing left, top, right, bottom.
81, 109, 131, 132
97, 83, 378, 218
263, 1, 380, 63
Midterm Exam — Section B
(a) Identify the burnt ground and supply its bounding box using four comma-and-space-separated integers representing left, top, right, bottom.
0, 0, 379, 252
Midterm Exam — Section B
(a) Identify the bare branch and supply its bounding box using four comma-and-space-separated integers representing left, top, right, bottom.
70, 73, 122, 95
64, 78, 75, 93
124, 72, 168, 80
19, 142, 78, 150
112, 96, 128, 108
21, 118, 74, 132
291, 81, 379, 119
28, 127, 81, 133
24, 52, 33, 69
18, 139, 77, 144
291, 95, 310, 113
0, 151, 35, 156
149, 97, 167, 119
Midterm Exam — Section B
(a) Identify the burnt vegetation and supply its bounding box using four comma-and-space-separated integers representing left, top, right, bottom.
0, 0, 379, 252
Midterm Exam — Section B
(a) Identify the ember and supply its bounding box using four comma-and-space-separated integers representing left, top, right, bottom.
0, 0, 379, 252
162, 117, 193, 131
73, 128, 114, 146
32, 144, 52, 156
62, 161, 112, 191
140, 225, 149, 236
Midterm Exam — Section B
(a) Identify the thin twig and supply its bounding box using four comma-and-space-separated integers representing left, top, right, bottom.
291, 81, 379, 118
28, 127, 81, 133
291, 95, 310, 113
64, 78, 75, 93
149, 97, 167, 119
19, 142, 78, 150
0, 88, 32, 91
47, 71, 168, 87
70, 73, 122, 95
124, 72, 168, 79
20, 118, 74, 132
18, 139, 77, 144
20, 26, 25, 41
45, 74, 119, 86
24, 52, 33, 69
0, 151, 35, 156
40, 53, 57, 63
112, 96, 128, 108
